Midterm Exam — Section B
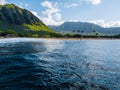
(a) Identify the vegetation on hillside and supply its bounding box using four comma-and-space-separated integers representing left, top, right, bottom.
0, 4, 43, 25
0, 4, 119, 39
0, 4, 60, 38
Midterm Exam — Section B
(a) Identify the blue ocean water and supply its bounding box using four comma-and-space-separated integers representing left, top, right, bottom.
0, 38, 120, 90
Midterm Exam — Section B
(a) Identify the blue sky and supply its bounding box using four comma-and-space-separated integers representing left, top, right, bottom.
1, 0, 120, 27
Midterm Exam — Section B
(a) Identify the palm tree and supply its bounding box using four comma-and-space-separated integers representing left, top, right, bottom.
73, 30, 75, 33
96, 32, 99, 36
96, 32, 100, 38
81, 30, 84, 33
93, 30, 97, 36
81, 30, 84, 39
93, 30, 96, 33
81, 31, 84, 35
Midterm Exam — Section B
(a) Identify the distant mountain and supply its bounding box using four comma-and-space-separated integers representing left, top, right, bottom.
0, 4, 55, 37
48, 22, 120, 35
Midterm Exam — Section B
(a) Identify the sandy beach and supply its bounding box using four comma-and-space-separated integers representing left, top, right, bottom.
0, 37, 119, 41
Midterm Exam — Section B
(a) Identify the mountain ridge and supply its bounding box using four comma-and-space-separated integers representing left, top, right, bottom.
0, 4, 56, 37
48, 22, 120, 35
0, 4, 43, 25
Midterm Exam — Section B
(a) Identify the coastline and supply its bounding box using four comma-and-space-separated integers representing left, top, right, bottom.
0, 37, 120, 40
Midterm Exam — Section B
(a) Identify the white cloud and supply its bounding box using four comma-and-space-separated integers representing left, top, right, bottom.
109, 21, 120, 27
0, 0, 6, 5
41, 1, 63, 25
80, 0, 101, 5
66, 3, 78, 8
88, 20, 120, 28
53, 13, 62, 21
68, 20, 80, 22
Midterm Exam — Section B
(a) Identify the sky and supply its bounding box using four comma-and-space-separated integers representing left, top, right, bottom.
0, 0, 120, 27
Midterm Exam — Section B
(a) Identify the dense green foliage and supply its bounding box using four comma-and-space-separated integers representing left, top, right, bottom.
0, 4, 58, 37
0, 4, 43, 25
59, 33, 119, 39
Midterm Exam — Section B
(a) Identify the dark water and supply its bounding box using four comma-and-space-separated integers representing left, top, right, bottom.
0, 38, 120, 90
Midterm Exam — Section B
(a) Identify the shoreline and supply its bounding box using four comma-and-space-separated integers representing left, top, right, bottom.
0, 37, 120, 40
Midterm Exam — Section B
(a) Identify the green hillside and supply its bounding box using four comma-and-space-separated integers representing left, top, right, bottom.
0, 4, 57, 37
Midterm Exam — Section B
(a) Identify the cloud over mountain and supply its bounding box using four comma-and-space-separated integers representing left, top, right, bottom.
85, 0, 101, 5
41, 1, 63, 25
89, 20, 120, 28
0, 0, 6, 5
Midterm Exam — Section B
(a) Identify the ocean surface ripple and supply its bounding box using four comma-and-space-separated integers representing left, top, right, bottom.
0, 38, 120, 90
